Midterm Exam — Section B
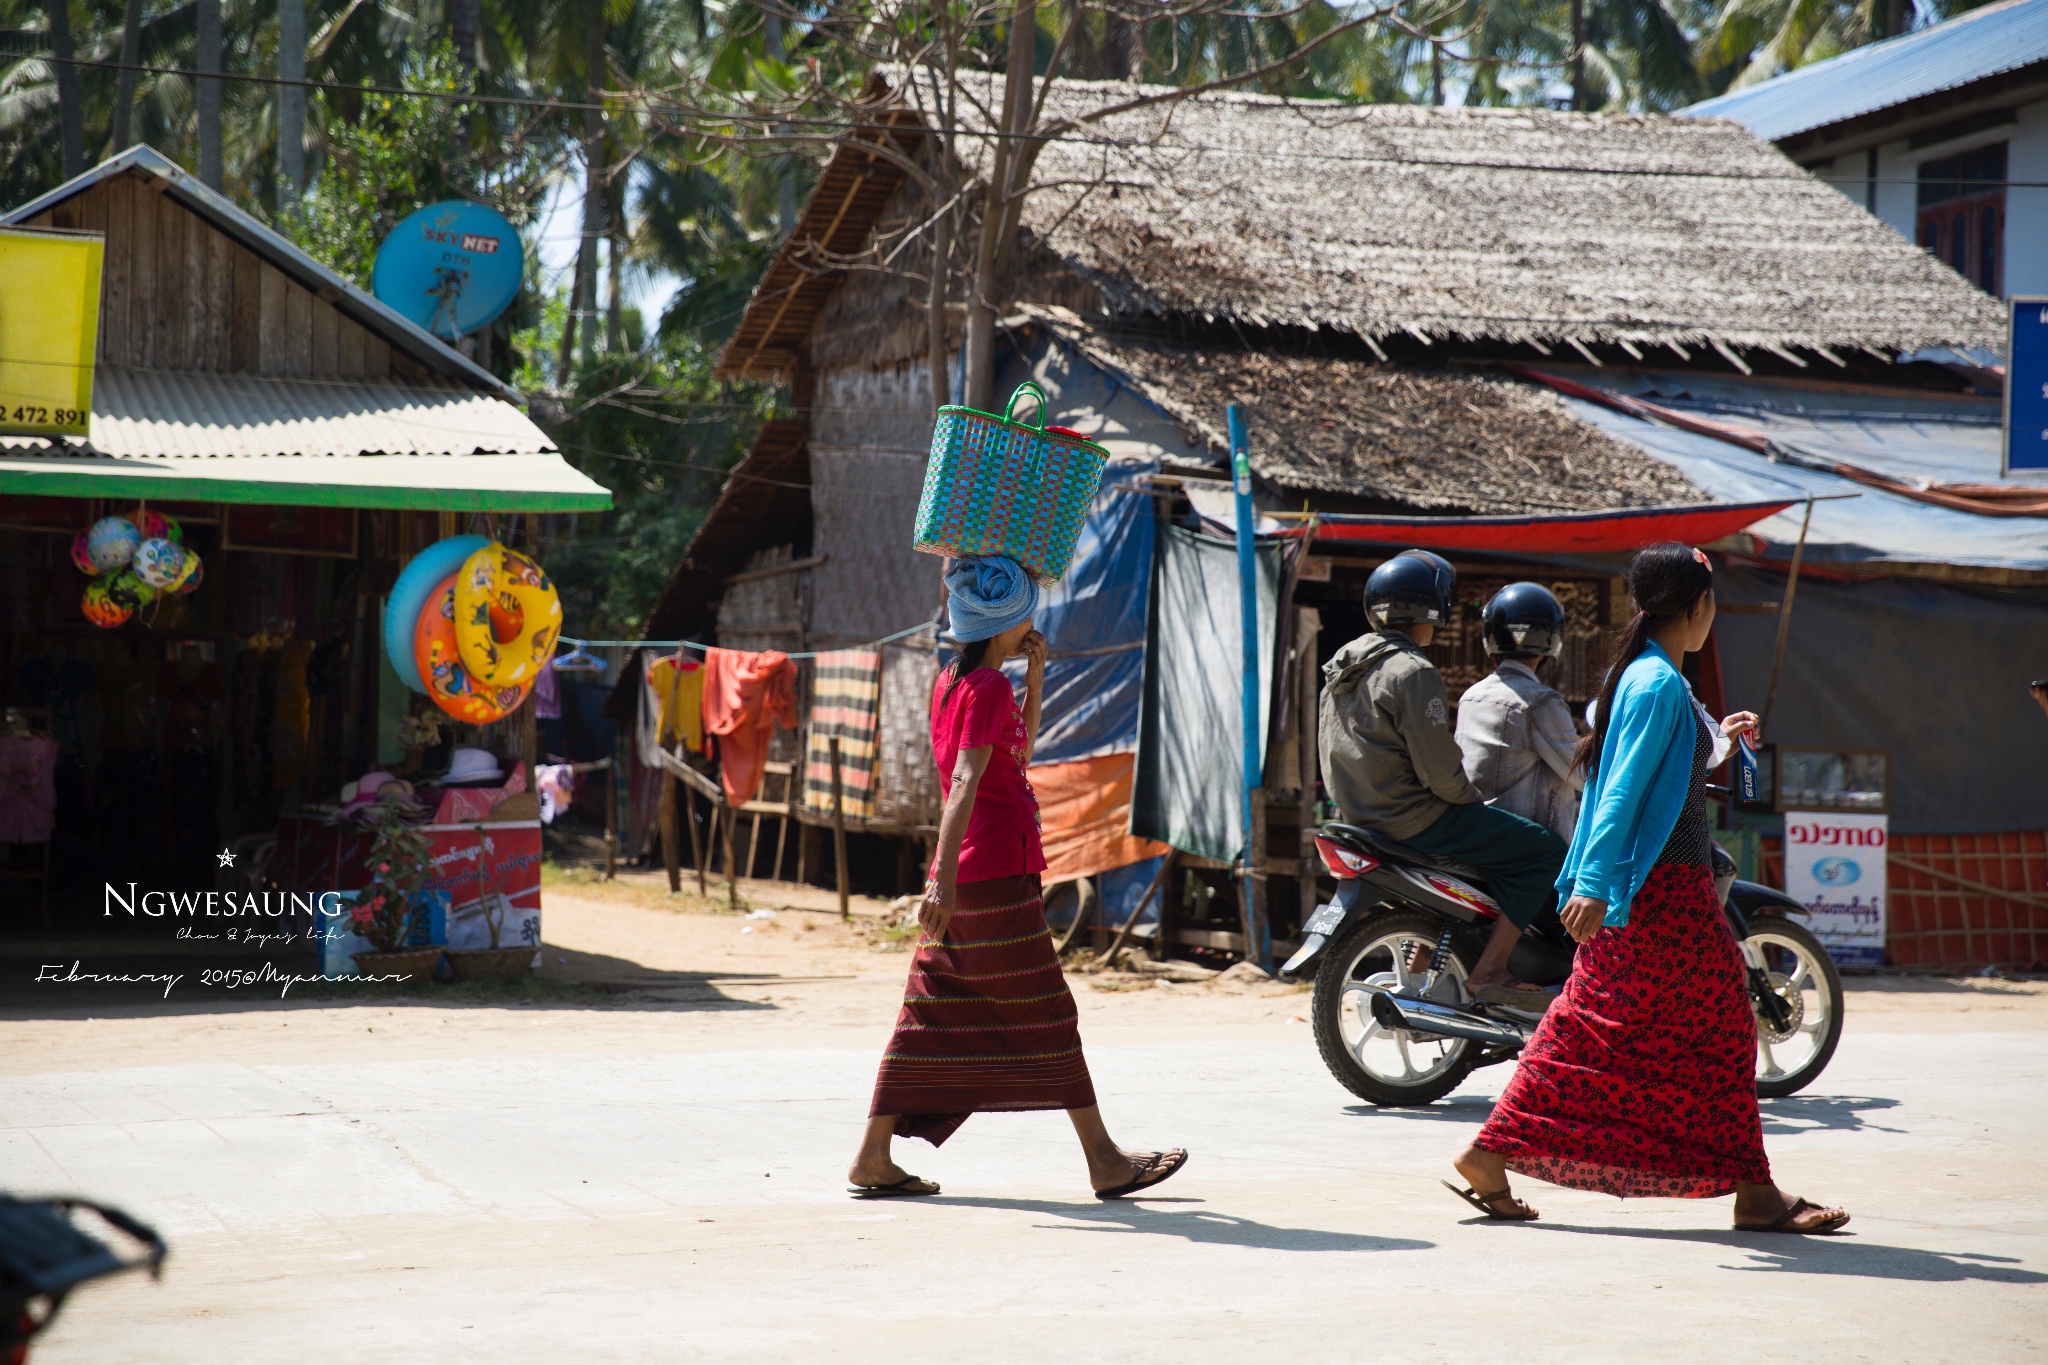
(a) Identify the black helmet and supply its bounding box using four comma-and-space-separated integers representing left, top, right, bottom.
1366, 550, 1455, 628
1481, 582, 1567, 659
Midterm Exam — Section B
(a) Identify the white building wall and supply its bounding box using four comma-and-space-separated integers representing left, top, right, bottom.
1811, 101, 2048, 305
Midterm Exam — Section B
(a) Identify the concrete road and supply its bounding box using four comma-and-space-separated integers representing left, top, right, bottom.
5, 886, 2044, 1363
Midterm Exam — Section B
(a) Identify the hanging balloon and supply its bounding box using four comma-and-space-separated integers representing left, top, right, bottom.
103, 568, 157, 612
70, 532, 97, 576
169, 549, 203, 595
81, 580, 133, 629
86, 517, 141, 573
414, 575, 531, 724
452, 543, 561, 690
382, 533, 491, 695
133, 537, 190, 590
130, 508, 180, 543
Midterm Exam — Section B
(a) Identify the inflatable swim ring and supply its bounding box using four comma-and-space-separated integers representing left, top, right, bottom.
414, 575, 530, 724
453, 542, 561, 690
383, 534, 491, 694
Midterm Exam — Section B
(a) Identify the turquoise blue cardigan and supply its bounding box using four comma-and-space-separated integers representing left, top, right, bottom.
1555, 642, 1696, 927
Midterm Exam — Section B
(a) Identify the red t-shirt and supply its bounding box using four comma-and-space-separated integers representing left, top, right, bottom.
929, 667, 1046, 883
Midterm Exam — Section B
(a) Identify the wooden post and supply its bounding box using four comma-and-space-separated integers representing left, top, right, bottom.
687, 785, 707, 896
830, 735, 850, 920
658, 761, 681, 893
1248, 786, 1269, 967
1762, 497, 1816, 736
722, 799, 740, 908
604, 754, 617, 881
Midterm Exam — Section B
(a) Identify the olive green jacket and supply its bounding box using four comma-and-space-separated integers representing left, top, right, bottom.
1318, 629, 1482, 841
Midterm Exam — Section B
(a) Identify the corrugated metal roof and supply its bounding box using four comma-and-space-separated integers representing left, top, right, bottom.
0, 367, 554, 459
1683, 0, 2048, 143
2, 146, 512, 396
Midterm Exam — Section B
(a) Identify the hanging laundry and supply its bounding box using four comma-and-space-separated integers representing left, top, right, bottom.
803, 648, 882, 821
534, 659, 563, 721
646, 653, 705, 752
703, 648, 797, 806
0, 734, 58, 844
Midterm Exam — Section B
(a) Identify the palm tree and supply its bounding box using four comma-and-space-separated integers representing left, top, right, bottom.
1697, 0, 1998, 93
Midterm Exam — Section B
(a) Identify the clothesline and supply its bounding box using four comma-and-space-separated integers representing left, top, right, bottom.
556, 620, 934, 660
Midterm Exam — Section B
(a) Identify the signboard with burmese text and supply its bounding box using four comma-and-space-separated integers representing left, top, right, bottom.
1784, 812, 1887, 969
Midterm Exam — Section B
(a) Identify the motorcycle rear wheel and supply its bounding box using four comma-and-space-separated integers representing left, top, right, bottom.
1312, 911, 1482, 1106
1747, 917, 1845, 1099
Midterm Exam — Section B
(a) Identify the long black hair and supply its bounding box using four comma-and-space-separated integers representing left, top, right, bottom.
1573, 542, 1714, 776
940, 636, 997, 707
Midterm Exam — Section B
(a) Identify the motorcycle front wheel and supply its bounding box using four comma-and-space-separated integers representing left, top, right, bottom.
1312, 911, 1481, 1106
1746, 917, 1845, 1099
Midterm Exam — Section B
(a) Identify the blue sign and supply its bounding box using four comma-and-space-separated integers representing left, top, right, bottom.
371, 201, 524, 339
2007, 296, 2048, 474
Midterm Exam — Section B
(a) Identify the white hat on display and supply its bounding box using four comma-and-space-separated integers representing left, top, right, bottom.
443, 747, 506, 786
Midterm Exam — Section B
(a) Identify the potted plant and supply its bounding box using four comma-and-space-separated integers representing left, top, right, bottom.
447, 824, 534, 982
347, 790, 445, 981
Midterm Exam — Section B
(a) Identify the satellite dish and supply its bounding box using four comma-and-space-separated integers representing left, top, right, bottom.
371, 201, 524, 340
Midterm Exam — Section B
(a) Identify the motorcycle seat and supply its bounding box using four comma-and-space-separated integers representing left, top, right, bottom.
1321, 822, 1494, 890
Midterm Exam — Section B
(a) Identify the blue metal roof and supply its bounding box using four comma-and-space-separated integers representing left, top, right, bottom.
1682, 0, 2048, 143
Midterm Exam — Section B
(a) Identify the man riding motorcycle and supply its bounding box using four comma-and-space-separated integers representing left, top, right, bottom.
1454, 583, 1585, 844
1317, 552, 1566, 1001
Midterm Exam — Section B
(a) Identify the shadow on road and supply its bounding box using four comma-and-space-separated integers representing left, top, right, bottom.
1524, 1223, 2047, 1283
1759, 1094, 1905, 1135
1340, 1095, 1497, 1124
932, 1196, 1433, 1255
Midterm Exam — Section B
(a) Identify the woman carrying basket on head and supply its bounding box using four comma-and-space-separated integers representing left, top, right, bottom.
847, 554, 1188, 1201
1446, 542, 1849, 1234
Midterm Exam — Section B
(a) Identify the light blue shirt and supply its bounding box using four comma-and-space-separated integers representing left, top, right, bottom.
1555, 642, 1695, 927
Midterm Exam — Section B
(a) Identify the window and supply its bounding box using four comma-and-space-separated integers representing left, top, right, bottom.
1917, 143, 2007, 296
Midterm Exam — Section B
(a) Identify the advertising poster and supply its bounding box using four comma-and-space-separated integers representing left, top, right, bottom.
1783, 812, 1887, 968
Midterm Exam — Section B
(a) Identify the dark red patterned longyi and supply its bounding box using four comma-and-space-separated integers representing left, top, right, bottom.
870, 873, 1096, 1146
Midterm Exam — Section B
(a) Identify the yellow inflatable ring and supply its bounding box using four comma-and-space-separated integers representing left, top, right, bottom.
416, 574, 531, 725
453, 542, 561, 689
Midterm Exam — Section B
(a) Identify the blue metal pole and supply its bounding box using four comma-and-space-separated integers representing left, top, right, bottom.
1226, 404, 1268, 971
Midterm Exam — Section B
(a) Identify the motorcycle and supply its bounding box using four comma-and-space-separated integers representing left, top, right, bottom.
1281, 819, 1845, 1107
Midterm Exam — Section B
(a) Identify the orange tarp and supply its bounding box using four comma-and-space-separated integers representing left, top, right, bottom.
1031, 752, 1170, 881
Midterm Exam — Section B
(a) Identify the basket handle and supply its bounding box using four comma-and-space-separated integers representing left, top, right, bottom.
1003, 382, 1050, 431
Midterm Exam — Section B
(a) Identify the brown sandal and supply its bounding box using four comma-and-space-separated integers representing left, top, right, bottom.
1735, 1195, 1849, 1234
1442, 1179, 1539, 1220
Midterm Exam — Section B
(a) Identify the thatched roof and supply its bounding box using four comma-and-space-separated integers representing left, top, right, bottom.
1022, 306, 1703, 514
956, 82, 2006, 364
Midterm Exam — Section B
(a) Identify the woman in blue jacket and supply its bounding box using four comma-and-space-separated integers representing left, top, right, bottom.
1446, 543, 1849, 1234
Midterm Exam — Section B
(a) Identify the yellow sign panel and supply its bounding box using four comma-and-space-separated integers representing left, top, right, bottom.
0, 225, 102, 438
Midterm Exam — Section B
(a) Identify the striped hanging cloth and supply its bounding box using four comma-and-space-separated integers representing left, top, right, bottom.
803, 648, 882, 820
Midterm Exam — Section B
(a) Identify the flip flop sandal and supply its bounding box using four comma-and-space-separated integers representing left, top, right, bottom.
1735, 1196, 1850, 1234
848, 1175, 941, 1199
1095, 1149, 1189, 1200
1442, 1180, 1540, 1220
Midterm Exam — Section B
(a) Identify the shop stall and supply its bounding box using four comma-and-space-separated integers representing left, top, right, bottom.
0, 148, 607, 956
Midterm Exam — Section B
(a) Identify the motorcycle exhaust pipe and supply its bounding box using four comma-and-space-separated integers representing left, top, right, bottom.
1369, 990, 1527, 1048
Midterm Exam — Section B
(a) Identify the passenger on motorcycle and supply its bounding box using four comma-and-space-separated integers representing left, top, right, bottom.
1318, 551, 1567, 1000
1454, 583, 1584, 843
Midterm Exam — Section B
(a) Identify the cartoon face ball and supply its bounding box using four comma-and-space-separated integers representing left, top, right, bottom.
416, 574, 531, 724
70, 532, 97, 576
82, 580, 133, 628
85, 516, 141, 573
104, 568, 158, 611
451, 542, 561, 690
133, 537, 190, 589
